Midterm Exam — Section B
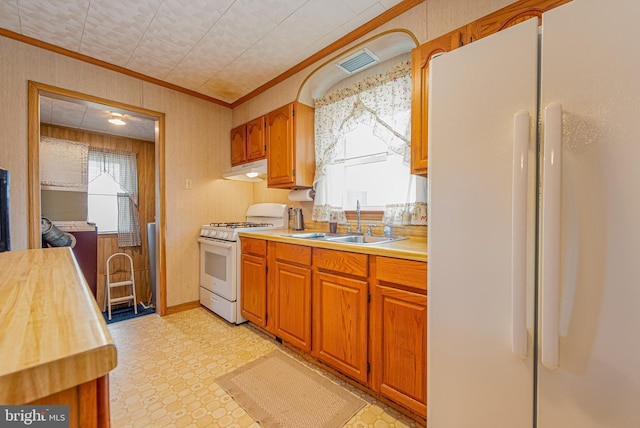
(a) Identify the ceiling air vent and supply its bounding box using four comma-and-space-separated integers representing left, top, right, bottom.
336, 49, 380, 75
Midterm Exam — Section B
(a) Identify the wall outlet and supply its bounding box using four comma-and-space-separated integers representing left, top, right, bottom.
185, 178, 192, 189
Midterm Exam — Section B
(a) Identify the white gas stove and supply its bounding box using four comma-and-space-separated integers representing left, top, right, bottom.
198, 203, 288, 323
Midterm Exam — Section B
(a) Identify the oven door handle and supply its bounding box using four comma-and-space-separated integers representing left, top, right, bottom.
198, 238, 235, 249
219, 242, 235, 250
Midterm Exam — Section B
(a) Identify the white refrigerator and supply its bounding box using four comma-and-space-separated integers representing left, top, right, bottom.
427, 0, 640, 427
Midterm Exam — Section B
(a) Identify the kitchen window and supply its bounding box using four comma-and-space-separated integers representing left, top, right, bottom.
87, 147, 142, 246
324, 122, 418, 211
312, 59, 427, 225
88, 173, 124, 233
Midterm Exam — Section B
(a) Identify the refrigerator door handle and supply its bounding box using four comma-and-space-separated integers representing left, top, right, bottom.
541, 102, 563, 369
512, 110, 530, 357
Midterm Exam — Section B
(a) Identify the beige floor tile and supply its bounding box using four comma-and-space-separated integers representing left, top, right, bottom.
108, 307, 419, 428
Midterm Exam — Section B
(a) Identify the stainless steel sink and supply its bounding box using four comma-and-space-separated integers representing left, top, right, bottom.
282, 232, 406, 245
281, 232, 329, 239
325, 235, 406, 245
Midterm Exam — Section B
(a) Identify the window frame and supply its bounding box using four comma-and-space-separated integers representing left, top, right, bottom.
87, 173, 127, 234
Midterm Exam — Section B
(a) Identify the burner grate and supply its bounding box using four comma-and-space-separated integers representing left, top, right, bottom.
208, 222, 274, 228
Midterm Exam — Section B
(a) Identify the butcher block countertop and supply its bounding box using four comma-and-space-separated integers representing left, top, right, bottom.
239, 228, 427, 262
0, 247, 117, 404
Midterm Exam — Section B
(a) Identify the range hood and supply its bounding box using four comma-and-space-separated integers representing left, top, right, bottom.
223, 159, 267, 182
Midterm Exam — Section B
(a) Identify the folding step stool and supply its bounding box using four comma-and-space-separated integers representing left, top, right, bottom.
105, 252, 137, 320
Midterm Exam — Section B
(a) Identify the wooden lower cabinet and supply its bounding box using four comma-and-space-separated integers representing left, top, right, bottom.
270, 242, 312, 351
312, 248, 369, 384
28, 375, 111, 428
371, 257, 428, 418
240, 238, 268, 327
239, 239, 428, 419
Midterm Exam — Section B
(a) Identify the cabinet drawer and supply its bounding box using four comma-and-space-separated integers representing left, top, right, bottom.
241, 237, 267, 256
274, 242, 311, 266
314, 248, 368, 278
375, 257, 427, 292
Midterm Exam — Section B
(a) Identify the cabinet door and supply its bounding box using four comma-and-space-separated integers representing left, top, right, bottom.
273, 260, 312, 352
411, 28, 464, 176
467, 0, 571, 43
371, 284, 427, 418
312, 271, 368, 384
240, 253, 267, 327
246, 116, 266, 161
230, 125, 247, 165
266, 104, 295, 187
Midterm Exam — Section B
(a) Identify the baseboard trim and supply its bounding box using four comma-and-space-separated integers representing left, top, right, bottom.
165, 300, 201, 315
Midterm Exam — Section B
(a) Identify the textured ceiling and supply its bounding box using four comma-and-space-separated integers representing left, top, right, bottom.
40, 95, 157, 141
1, 0, 405, 105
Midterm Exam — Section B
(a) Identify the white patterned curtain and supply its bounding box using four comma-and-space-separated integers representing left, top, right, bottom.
117, 193, 142, 247
89, 147, 141, 247
312, 60, 427, 225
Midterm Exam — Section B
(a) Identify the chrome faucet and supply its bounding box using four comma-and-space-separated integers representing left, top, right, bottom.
356, 200, 362, 234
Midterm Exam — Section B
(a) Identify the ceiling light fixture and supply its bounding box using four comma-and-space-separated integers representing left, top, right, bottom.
108, 112, 126, 126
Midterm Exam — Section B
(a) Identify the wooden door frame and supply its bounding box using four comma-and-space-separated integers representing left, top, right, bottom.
27, 81, 168, 316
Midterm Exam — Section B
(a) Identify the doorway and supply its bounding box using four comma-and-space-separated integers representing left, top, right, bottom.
27, 81, 168, 316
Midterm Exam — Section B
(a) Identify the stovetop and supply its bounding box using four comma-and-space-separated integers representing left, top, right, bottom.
208, 222, 274, 229
199, 222, 280, 242
199, 203, 289, 242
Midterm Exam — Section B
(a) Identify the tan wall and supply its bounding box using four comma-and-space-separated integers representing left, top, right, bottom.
0, 36, 254, 308
238, 0, 514, 212
236, 3, 428, 220
232, 0, 517, 126
0, 0, 517, 307
231, 2, 428, 128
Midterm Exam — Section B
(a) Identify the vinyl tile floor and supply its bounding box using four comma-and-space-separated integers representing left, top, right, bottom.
107, 307, 420, 428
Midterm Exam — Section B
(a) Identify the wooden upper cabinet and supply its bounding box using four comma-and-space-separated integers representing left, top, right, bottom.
467, 0, 571, 43
410, 0, 571, 177
230, 116, 266, 166
266, 102, 315, 189
411, 27, 465, 176
246, 116, 266, 161
230, 125, 247, 166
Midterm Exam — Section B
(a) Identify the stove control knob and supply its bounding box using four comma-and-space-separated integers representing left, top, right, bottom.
207, 230, 215, 238
222, 232, 229, 240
